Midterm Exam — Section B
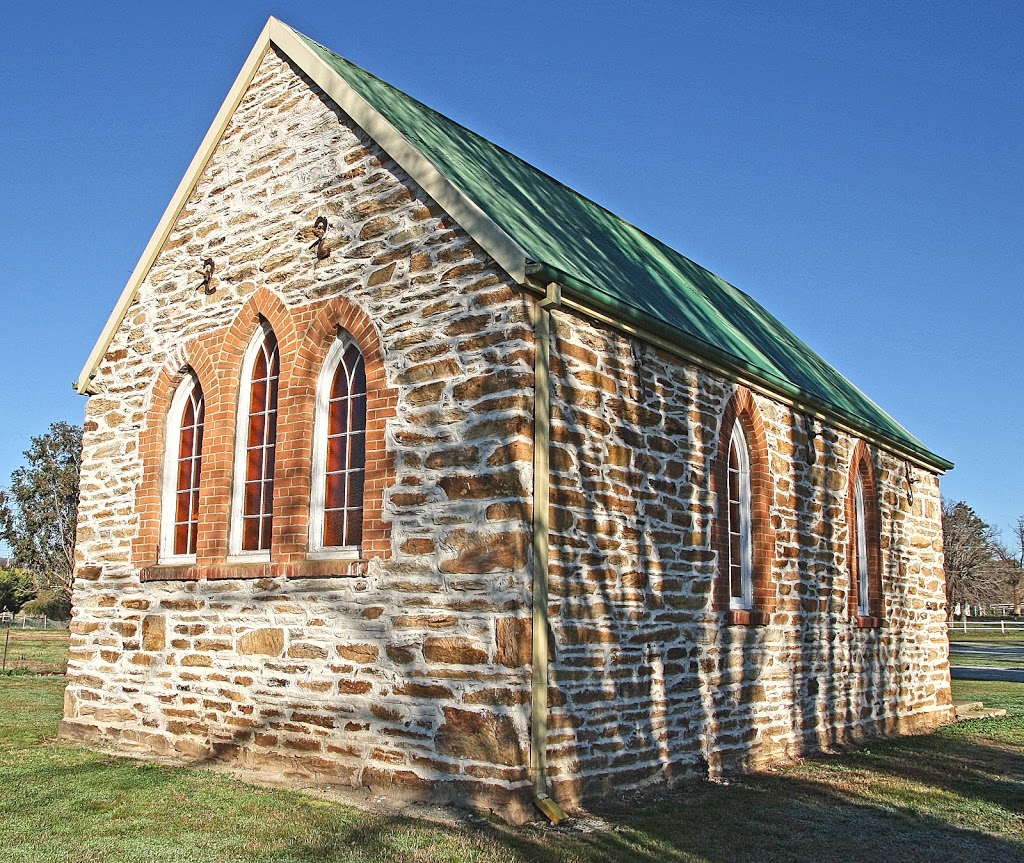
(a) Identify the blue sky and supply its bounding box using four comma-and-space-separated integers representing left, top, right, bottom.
1, 1, 1021, 543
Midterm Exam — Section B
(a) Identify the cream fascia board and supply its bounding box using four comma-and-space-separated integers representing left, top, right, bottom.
269, 21, 528, 284
78, 17, 529, 395
76, 20, 277, 394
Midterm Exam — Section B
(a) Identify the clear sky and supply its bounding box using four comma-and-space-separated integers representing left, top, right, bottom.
1, 1, 1021, 546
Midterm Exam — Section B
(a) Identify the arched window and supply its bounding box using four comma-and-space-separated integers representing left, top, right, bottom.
712, 388, 774, 625
847, 442, 881, 626
309, 333, 366, 555
160, 372, 204, 563
727, 425, 754, 610
230, 321, 279, 558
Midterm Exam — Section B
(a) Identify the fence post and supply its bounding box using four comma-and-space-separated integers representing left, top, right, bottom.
1001, 620, 1006, 635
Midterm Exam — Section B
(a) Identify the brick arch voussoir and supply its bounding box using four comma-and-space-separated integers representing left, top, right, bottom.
219, 287, 300, 423
711, 385, 776, 616
296, 295, 388, 390
182, 337, 220, 414
222, 287, 299, 373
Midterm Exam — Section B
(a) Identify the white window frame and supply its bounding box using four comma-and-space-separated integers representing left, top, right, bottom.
228, 321, 276, 562
854, 471, 870, 617
308, 333, 363, 560
728, 425, 754, 611
159, 372, 202, 565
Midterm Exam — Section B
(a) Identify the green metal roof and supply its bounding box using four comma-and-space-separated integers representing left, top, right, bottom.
294, 28, 951, 472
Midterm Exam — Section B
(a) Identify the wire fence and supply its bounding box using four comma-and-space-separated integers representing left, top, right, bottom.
0, 614, 70, 631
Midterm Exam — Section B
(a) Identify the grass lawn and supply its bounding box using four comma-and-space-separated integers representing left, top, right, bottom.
0, 627, 69, 675
0, 664, 1021, 862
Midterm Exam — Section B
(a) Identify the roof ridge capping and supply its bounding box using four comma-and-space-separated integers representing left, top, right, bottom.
77, 17, 952, 473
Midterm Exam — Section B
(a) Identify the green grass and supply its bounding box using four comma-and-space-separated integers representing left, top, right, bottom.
0, 672, 1021, 863
0, 628, 69, 674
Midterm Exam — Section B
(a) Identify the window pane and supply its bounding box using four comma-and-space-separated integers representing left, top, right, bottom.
348, 430, 366, 471
345, 508, 363, 546
242, 516, 261, 550
351, 393, 367, 435
326, 435, 347, 474
175, 522, 190, 554
244, 480, 263, 515
328, 394, 349, 438
347, 471, 365, 511
325, 472, 347, 509
247, 412, 267, 450
323, 509, 345, 548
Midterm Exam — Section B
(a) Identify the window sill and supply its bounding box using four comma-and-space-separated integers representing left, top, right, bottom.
854, 615, 882, 629
225, 552, 271, 565
725, 609, 770, 626
140, 558, 369, 582
157, 554, 196, 567
306, 547, 361, 561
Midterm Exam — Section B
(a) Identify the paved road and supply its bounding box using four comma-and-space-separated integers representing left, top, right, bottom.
949, 640, 1024, 683
950, 666, 1024, 683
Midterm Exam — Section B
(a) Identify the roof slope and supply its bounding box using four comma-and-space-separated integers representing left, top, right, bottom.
77, 18, 948, 471
295, 29, 949, 471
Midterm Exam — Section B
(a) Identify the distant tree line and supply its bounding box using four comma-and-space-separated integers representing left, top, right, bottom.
0, 421, 81, 620
942, 500, 1024, 619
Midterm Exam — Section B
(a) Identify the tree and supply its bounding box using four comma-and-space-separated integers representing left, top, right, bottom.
1007, 516, 1024, 616
0, 566, 35, 615
0, 421, 83, 599
941, 500, 1000, 619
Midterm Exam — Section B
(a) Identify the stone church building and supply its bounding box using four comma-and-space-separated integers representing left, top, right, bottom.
62, 18, 954, 822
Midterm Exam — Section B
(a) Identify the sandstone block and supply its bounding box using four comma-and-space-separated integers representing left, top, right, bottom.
141, 615, 166, 651
336, 643, 379, 663
424, 636, 489, 665
495, 617, 532, 667
436, 707, 524, 767
237, 628, 284, 656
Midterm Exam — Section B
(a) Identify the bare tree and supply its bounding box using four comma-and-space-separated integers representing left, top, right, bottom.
941, 500, 1000, 619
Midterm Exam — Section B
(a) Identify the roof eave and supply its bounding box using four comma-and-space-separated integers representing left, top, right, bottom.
526, 261, 953, 474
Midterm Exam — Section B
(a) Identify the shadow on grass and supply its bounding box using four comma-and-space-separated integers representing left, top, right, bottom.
281, 738, 1024, 863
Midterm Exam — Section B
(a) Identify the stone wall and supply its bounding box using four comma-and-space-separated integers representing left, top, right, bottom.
63, 41, 952, 822
64, 47, 538, 821
542, 307, 951, 807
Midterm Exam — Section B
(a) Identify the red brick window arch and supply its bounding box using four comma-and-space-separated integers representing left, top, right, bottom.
712, 387, 774, 625
309, 331, 366, 555
847, 441, 882, 627
230, 319, 280, 558
159, 371, 205, 563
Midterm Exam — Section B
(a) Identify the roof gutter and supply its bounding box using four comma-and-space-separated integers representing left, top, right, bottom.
524, 261, 953, 475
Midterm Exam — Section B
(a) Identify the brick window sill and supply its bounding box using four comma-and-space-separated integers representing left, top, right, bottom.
854, 615, 882, 629
140, 559, 368, 583
725, 609, 770, 626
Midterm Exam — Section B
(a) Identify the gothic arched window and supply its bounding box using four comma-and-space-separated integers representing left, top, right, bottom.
160, 372, 204, 563
230, 321, 279, 557
309, 333, 366, 554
